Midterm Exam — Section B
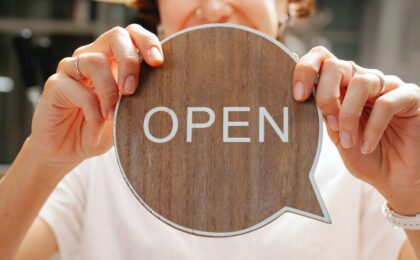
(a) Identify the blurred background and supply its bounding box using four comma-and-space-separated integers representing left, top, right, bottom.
0, 0, 419, 171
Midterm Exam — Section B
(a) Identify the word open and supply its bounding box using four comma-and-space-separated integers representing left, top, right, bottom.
143, 107, 289, 143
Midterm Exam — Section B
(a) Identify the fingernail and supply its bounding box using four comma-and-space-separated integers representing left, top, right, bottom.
340, 131, 353, 148
148, 47, 163, 62
294, 81, 305, 100
326, 115, 339, 132
124, 75, 136, 94
361, 139, 370, 154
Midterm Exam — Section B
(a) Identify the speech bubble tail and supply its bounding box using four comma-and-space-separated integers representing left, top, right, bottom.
280, 106, 331, 224
283, 181, 331, 224
308, 176, 332, 224
282, 169, 331, 224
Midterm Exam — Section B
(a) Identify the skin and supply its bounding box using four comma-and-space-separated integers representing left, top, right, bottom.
0, 0, 419, 259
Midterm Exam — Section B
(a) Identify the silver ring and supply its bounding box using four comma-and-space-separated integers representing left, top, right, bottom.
372, 71, 386, 96
348, 61, 357, 77
74, 56, 84, 79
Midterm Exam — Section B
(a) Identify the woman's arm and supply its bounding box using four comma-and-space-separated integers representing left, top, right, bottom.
13, 218, 58, 260
400, 240, 417, 260
293, 46, 420, 259
402, 230, 420, 259
0, 24, 164, 260
0, 140, 66, 259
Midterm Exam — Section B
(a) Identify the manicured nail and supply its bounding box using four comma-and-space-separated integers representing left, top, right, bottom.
148, 47, 163, 62
340, 131, 353, 148
124, 75, 136, 94
294, 81, 305, 100
326, 115, 338, 132
360, 139, 370, 154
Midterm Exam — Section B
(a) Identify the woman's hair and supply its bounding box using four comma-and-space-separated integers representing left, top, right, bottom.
131, 0, 314, 34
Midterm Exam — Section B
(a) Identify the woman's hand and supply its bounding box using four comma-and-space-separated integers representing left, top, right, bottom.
293, 46, 420, 215
27, 24, 164, 171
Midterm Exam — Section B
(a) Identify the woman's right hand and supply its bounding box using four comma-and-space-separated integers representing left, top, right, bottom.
27, 24, 164, 171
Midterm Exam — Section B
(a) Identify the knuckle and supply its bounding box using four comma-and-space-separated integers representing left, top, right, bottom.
339, 110, 359, 123
57, 57, 72, 71
72, 44, 89, 57
109, 26, 127, 37
311, 45, 329, 54
386, 75, 403, 85
86, 53, 108, 68
375, 97, 394, 113
72, 48, 82, 57
406, 83, 420, 92
126, 23, 159, 45
412, 85, 420, 99
44, 74, 65, 95
79, 53, 109, 76
415, 86, 420, 100
126, 23, 144, 32
44, 74, 61, 90
315, 94, 336, 110
322, 58, 341, 72
369, 68, 383, 76
350, 74, 373, 88
295, 62, 317, 75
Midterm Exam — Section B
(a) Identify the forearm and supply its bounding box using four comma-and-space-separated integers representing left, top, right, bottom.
404, 231, 420, 259
387, 198, 420, 260
0, 139, 70, 260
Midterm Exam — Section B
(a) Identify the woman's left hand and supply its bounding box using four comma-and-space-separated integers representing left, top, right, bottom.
293, 46, 420, 215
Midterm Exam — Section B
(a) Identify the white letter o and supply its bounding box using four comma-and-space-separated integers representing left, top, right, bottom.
143, 107, 178, 143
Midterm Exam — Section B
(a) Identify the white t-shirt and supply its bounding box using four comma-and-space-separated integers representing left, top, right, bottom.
39, 125, 406, 260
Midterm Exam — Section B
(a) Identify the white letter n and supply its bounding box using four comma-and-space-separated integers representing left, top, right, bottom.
259, 107, 288, 143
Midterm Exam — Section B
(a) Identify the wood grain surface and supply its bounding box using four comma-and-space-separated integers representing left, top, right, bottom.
115, 25, 325, 236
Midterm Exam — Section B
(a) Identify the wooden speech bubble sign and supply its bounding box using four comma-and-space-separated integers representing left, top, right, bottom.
114, 24, 330, 237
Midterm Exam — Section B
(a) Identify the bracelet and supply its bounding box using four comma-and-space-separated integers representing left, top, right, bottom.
382, 202, 420, 230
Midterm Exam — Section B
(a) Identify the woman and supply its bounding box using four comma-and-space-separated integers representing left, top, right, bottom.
1, 0, 419, 259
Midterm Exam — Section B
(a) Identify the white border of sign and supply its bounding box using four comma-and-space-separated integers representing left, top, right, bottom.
113, 23, 331, 237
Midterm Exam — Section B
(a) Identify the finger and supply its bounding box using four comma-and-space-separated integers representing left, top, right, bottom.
75, 26, 141, 95
364, 73, 403, 97
293, 46, 336, 101
126, 23, 164, 66
360, 84, 420, 154
347, 68, 403, 97
339, 74, 382, 149
45, 74, 104, 145
315, 58, 354, 131
58, 53, 118, 120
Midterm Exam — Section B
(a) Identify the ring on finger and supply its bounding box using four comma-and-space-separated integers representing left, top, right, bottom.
348, 61, 358, 77
372, 71, 386, 96
74, 56, 85, 79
